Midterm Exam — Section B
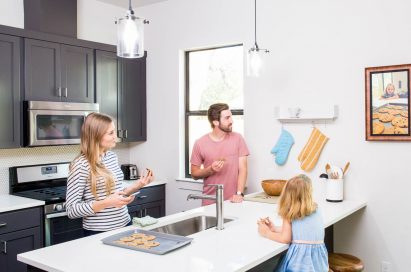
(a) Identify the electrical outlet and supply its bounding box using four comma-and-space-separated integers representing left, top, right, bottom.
381, 261, 391, 272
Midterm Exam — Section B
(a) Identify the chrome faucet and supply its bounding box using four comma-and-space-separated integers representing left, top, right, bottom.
187, 184, 224, 230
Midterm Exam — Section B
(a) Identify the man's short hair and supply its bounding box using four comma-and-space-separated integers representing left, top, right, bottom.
207, 103, 229, 128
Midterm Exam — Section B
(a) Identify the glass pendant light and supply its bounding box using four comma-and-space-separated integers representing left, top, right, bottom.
116, 0, 149, 58
247, 0, 269, 77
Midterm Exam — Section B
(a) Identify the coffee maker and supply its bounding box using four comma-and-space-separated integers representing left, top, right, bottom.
121, 164, 138, 180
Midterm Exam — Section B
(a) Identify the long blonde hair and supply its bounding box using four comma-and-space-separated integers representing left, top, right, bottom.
278, 174, 317, 221
71, 112, 115, 199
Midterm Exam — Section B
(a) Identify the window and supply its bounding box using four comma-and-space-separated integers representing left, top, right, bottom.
185, 44, 244, 177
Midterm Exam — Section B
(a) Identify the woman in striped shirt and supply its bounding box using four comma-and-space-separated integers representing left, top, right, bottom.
66, 112, 153, 236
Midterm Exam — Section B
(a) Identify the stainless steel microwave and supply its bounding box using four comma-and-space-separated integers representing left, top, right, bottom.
24, 101, 99, 147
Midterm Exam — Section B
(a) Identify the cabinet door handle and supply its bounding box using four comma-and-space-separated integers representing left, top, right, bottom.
117, 130, 122, 138
57, 87, 62, 97
124, 129, 128, 139
63, 87, 68, 97
0, 223, 6, 228
144, 208, 147, 217
137, 195, 147, 199
1, 240, 6, 254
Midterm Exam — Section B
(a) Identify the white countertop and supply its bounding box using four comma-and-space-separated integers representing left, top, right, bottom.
0, 195, 45, 213
18, 196, 366, 272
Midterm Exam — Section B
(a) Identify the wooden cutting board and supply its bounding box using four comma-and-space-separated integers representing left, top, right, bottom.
244, 192, 280, 204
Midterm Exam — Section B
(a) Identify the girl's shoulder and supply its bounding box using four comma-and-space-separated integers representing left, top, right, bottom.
70, 154, 89, 169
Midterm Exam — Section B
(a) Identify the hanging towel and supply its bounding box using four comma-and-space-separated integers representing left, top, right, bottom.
271, 128, 294, 165
298, 127, 329, 172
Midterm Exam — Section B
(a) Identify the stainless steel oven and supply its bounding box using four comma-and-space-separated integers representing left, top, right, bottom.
10, 163, 84, 246
24, 101, 99, 146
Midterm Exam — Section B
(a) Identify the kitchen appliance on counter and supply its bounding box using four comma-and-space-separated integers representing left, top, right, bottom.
121, 164, 138, 180
23, 101, 99, 147
9, 162, 83, 246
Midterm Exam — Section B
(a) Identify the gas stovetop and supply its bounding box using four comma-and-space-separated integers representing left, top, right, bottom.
9, 162, 70, 206
13, 186, 66, 204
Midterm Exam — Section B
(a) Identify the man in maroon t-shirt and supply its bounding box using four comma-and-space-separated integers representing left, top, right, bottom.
190, 103, 250, 205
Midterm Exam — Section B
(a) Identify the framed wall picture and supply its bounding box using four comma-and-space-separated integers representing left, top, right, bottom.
365, 64, 410, 141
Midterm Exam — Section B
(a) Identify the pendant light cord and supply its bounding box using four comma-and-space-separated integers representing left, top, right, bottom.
128, 0, 134, 14
254, 0, 258, 49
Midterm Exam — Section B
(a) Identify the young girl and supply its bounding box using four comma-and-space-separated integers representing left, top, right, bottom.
257, 174, 328, 271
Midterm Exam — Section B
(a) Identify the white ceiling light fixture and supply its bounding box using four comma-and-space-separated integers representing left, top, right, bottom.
247, 0, 269, 77
115, 0, 149, 58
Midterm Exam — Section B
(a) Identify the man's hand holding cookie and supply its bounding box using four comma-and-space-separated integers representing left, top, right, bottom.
210, 158, 225, 174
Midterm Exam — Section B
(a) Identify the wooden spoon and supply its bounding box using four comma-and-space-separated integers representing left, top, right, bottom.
343, 162, 350, 175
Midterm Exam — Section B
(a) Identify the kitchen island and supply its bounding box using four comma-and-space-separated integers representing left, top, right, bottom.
18, 198, 366, 272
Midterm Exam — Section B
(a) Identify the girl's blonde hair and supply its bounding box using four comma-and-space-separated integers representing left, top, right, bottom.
278, 174, 317, 221
71, 112, 115, 199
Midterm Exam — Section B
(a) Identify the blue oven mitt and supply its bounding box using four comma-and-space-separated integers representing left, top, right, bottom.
271, 128, 294, 165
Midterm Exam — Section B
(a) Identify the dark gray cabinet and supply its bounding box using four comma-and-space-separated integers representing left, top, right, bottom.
0, 34, 21, 148
96, 50, 147, 142
127, 185, 165, 219
0, 207, 43, 272
24, 38, 94, 103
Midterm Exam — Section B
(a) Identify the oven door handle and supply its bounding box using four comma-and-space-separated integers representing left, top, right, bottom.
46, 211, 68, 219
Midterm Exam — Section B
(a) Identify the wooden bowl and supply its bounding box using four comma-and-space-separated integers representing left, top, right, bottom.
261, 179, 287, 196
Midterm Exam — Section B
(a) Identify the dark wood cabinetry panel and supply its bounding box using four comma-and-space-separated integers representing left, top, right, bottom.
24, 39, 61, 101
24, 38, 94, 103
0, 207, 43, 272
118, 56, 147, 141
96, 50, 119, 125
0, 34, 21, 148
96, 50, 147, 142
61, 45, 94, 103
127, 185, 165, 219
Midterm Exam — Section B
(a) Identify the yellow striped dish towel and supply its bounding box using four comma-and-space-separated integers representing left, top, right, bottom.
298, 128, 329, 172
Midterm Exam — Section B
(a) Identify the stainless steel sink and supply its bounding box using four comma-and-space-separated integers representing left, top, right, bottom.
150, 215, 234, 236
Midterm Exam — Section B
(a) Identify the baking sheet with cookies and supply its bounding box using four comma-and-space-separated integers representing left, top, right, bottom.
101, 229, 193, 255
372, 103, 409, 135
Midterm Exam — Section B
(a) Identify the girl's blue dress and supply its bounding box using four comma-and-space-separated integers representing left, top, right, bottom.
275, 209, 329, 272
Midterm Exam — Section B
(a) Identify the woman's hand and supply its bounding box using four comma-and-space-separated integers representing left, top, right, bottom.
105, 191, 135, 208
139, 168, 154, 187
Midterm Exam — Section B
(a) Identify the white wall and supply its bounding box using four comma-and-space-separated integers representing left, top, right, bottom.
1, 0, 410, 270
129, 0, 411, 270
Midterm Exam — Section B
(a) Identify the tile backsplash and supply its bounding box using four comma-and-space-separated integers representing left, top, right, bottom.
0, 144, 130, 195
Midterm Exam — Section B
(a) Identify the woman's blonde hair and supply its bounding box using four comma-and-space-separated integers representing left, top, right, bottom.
71, 112, 115, 199
277, 174, 317, 221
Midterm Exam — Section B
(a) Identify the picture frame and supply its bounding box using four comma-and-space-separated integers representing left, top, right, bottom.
365, 64, 410, 141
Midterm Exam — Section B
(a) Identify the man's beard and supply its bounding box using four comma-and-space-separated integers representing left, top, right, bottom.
219, 124, 232, 133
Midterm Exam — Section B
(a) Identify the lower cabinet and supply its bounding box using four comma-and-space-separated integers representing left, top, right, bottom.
0, 207, 43, 272
127, 184, 165, 219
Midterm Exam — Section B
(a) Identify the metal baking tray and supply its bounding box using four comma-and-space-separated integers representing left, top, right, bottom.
101, 229, 193, 255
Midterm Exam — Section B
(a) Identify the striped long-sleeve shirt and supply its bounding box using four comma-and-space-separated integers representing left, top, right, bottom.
66, 151, 130, 231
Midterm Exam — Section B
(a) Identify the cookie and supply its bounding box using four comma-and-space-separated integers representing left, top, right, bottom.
142, 235, 156, 241
378, 108, 390, 113
387, 109, 401, 115
144, 241, 160, 247
382, 127, 394, 134
372, 112, 380, 119
400, 111, 408, 118
379, 113, 394, 123
119, 236, 135, 242
392, 117, 408, 128
373, 122, 385, 134
394, 127, 407, 134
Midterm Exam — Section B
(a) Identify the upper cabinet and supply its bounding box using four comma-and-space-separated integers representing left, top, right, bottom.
96, 50, 147, 142
118, 56, 147, 142
0, 34, 21, 148
24, 38, 94, 103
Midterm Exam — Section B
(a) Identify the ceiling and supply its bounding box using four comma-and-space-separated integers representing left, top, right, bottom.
97, 0, 168, 8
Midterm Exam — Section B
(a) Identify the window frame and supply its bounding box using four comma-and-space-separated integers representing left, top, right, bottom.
184, 44, 244, 178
